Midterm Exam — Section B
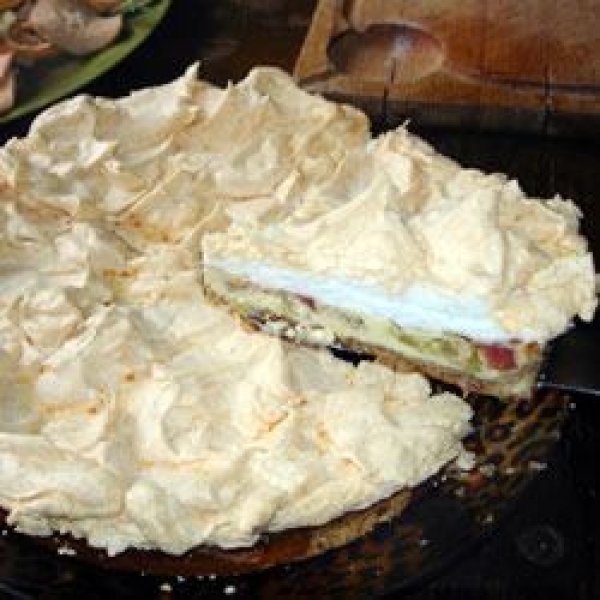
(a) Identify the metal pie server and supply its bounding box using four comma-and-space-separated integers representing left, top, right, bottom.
537, 320, 600, 396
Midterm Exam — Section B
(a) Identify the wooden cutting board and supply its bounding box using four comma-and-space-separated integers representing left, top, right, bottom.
294, 0, 600, 134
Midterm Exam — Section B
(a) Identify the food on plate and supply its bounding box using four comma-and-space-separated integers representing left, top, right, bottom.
0, 0, 22, 8
0, 46, 14, 111
3, 20, 57, 61
28, 0, 123, 56
0, 0, 154, 114
201, 81, 597, 399
0, 65, 474, 556
82, 0, 123, 11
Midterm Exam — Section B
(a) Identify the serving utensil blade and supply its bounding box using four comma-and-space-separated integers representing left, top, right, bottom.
537, 321, 600, 396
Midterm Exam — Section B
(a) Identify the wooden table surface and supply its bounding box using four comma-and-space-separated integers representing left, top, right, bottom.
1, 2, 599, 599
294, 0, 600, 135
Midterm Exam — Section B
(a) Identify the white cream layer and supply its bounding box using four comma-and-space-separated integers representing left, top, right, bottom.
206, 258, 516, 342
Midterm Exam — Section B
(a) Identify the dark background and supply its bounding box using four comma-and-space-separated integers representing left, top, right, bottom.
1, 1, 599, 598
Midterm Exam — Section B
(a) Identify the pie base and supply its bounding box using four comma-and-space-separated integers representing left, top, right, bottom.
1, 488, 411, 576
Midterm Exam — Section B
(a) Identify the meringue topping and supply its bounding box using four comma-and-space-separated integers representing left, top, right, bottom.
204, 128, 597, 343
0, 65, 474, 555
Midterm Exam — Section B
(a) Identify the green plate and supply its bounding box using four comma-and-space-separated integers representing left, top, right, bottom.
0, 0, 171, 123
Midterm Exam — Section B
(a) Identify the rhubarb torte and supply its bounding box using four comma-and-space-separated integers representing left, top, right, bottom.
202, 91, 597, 398
0, 65, 475, 557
